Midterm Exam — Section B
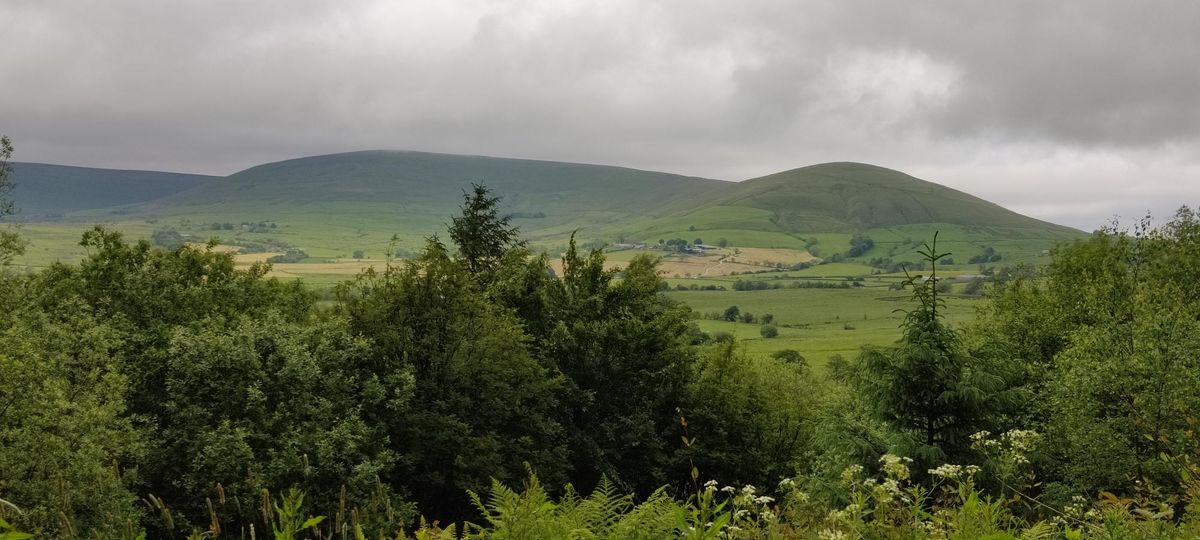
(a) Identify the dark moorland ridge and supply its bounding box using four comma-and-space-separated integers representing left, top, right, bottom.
8, 162, 216, 218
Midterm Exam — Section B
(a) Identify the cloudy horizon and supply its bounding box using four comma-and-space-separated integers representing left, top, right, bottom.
3, 1, 1198, 230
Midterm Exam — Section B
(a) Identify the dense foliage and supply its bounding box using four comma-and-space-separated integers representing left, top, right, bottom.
5, 158, 1200, 538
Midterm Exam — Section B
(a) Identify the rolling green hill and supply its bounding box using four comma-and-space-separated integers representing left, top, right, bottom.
145, 150, 729, 224
615, 162, 1082, 265
8, 162, 216, 218
10, 151, 1084, 266
712, 162, 1078, 233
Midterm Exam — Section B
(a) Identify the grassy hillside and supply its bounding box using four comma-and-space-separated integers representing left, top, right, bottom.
143, 150, 730, 225
11, 151, 1084, 271
712, 162, 1078, 233
619, 162, 1083, 265
8, 162, 215, 218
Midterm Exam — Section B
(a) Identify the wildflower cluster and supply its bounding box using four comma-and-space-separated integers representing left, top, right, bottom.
695, 480, 793, 538
822, 455, 929, 537
1052, 495, 1095, 526
971, 429, 1041, 492
928, 463, 982, 482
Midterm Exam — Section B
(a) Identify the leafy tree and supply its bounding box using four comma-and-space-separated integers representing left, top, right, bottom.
761, 313, 774, 324
847, 234, 874, 258
0, 135, 25, 264
341, 238, 567, 520
718, 238, 728, 248
760, 324, 779, 338
739, 311, 756, 324
352, 249, 365, 259
0, 136, 13, 219
771, 349, 807, 367
448, 183, 522, 279
722, 305, 740, 322
12, 228, 324, 532
150, 229, 184, 249
494, 235, 696, 495
972, 209, 1200, 497
144, 314, 408, 533
268, 249, 309, 263
0, 308, 143, 537
680, 341, 821, 491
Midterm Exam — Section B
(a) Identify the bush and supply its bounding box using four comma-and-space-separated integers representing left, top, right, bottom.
712, 331, 734, 343
267, 249, 308, 263
759, 324, 778, 338
722, 305, 740, 321
150, 229, 184, 249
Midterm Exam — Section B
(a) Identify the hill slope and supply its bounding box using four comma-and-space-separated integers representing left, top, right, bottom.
14, 152, 1084, 264
154, 150, 730, 217
9, 162, 216, 218
711, 162, 1077, 234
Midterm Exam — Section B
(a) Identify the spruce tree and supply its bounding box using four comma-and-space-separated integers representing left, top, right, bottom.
852, 233, 1010, 468
448, 183, 522, 279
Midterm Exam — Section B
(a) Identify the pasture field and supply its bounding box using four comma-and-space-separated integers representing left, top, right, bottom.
672, 286, 982, 365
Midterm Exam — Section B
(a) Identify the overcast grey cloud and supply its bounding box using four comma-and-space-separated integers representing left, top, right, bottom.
2, 0, 1198, 229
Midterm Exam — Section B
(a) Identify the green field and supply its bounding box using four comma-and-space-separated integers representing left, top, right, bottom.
672, 286, 981, 366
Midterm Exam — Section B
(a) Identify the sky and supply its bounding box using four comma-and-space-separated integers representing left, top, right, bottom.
2, 1, 1198, 230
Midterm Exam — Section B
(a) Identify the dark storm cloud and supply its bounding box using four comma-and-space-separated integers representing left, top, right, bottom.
1, 0, 1197, 229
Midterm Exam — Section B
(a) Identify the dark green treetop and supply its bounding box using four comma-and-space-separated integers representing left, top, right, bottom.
448, 183, 523, 278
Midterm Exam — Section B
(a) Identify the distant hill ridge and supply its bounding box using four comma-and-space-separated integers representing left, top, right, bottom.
153, 150, 731, 216
710, 162, 1078, 233
9, 162, 215, 217
9, 151, 1082, 251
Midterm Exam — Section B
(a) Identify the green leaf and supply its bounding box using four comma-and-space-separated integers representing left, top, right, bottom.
0, 533, 35, 540
300, 516, 325, 529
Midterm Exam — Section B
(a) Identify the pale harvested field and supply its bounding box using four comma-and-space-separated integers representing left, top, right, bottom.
270, 261, 379, 275
233, 246, 812, 281
185, 242, 242, 254
725, 247, 816, 267
234, 252, 286, 264
547, 258, 626, 276
547, 248, 810, 278
656, 257, 762, 278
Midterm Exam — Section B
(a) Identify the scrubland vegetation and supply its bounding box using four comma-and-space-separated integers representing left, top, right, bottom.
7, 143, 1200, 538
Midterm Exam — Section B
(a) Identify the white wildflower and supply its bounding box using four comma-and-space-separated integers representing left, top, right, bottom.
929, 464, 962, 478
879, 453, 912, 480
818, 529, 849, 540
840, 464, 864, 485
